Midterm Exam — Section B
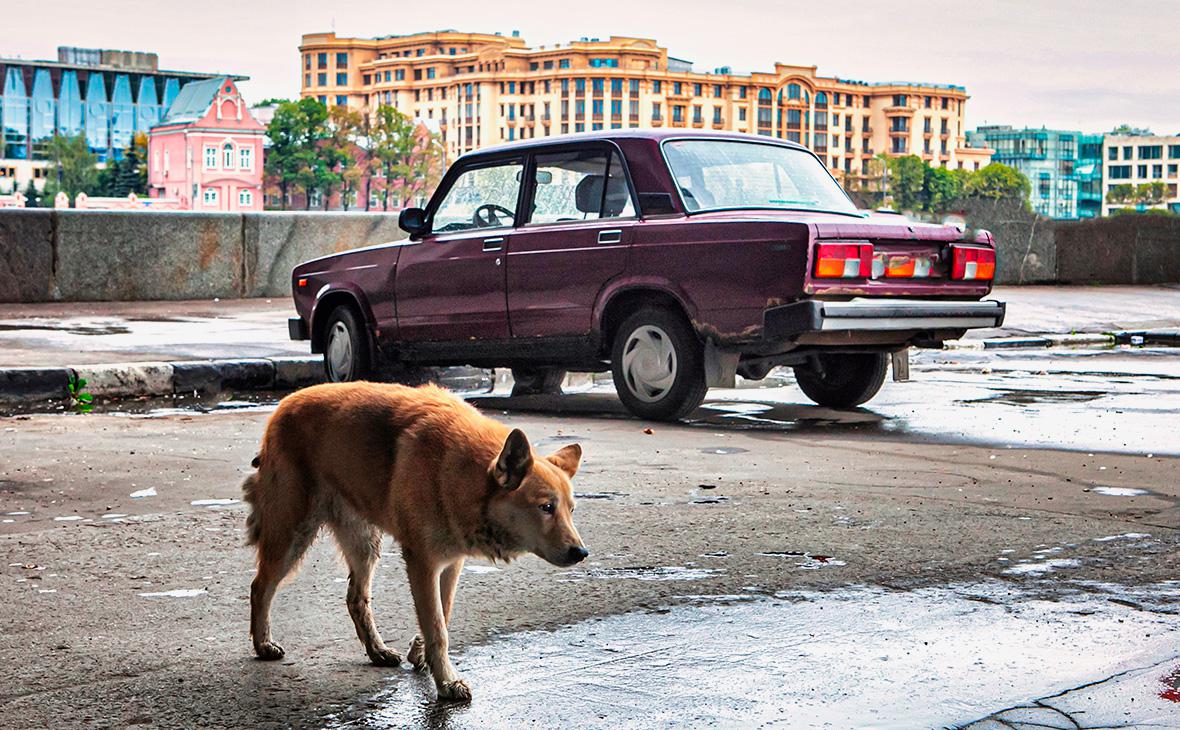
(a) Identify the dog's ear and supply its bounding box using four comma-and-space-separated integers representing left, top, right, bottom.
547, 444, 582, 478
493, 429, 533, 491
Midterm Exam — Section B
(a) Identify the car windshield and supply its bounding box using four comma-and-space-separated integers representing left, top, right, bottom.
663, 139, 859, 215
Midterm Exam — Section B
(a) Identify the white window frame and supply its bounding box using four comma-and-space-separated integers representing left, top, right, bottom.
222, 143, 235, 169
238, 189, 253, 207
203, 146, 218, 170
203, 187, 219, 205
238, 146, 253, 170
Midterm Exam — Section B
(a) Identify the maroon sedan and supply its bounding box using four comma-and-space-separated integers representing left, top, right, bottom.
289, 130, 1004, 420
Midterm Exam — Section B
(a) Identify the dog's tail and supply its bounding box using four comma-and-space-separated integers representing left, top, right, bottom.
242, 455, 263, 547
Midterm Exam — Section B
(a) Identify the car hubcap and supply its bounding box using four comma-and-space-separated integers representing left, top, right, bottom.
326, 322, 353, 381
621, 325, 677, 402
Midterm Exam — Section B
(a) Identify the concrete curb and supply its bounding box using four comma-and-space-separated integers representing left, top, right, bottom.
0, 357, 314, 404
947, 333, 1119, 351
0, 357, 495, 405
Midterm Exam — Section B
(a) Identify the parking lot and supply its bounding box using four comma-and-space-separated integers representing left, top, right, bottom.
2, 287, 1179, 728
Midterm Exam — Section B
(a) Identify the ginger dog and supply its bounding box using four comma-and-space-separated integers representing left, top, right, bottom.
242, 382, 587, 701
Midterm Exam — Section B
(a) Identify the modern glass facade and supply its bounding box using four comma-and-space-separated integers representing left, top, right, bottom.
0, 57, 241, 164
967, 126, 1088, 219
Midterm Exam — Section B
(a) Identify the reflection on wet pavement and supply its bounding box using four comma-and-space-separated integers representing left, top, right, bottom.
323, 581, 1180, 729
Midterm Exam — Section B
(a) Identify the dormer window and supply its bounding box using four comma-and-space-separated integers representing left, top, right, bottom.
223, 143, 235, 169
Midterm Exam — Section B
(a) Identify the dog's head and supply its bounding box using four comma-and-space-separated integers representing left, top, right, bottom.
486, 429, 588, 567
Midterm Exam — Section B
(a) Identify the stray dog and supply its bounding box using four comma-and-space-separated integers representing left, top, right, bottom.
242, 382, 587, 701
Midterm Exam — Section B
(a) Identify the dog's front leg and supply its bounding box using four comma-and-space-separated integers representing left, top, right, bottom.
405, 553, 471, 702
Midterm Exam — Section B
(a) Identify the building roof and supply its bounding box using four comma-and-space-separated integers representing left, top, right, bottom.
160, 77, 228, 124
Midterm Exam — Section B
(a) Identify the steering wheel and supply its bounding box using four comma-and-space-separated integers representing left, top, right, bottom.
472, 204, 515, 228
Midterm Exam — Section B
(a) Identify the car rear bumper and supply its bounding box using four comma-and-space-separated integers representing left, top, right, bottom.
763, 298, 1006, 340
288, 317, 309, 341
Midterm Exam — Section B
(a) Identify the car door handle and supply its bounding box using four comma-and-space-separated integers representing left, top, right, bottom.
482, 237, 505, 252
597, 229, 623, 244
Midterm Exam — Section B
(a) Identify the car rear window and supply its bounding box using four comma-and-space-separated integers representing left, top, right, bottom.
663, 139, 858, 215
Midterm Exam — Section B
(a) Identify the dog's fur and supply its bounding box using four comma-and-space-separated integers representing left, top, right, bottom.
242, 382, 586, 701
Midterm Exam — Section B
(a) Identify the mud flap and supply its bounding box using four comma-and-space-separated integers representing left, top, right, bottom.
704, 339, 739, 388
891, 348, 910, 382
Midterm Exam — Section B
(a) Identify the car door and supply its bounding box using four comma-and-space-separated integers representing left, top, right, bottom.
394, 156, 524, 343
506, 145, 637, 338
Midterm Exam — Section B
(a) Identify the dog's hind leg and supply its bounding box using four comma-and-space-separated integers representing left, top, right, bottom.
408, 557, 463, 673
405, 553, 471, 702
331, 512, 401, 667
249, 492, 320, 661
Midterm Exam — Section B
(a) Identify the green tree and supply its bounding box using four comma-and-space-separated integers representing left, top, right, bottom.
22, 180, 44, 208
264, 97, 332, 210
1105, 183, 1134, 206
323, 105, 363, 211
963, 163, 1031, 200
369, 105, 417, 211
42, 133, 99, 200
1135, 181, 1169, 206
923, 166, 969, 213
402, 127, 446, 208
112, 132, 149, 197
883, 155, 927, 212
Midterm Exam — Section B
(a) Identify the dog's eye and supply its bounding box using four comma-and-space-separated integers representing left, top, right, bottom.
540, 502, 556, 515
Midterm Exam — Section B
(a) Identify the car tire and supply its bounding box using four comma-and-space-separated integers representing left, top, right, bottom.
794, 353, 888, 408
511, 367, 566, 396
322, 305, 372, 383
611, 306, 707, 421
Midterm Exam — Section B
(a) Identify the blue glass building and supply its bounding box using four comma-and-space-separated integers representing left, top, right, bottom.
0, 46, 244, 192
967, 125, 1099, 219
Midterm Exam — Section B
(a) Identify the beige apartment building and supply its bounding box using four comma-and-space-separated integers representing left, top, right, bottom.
1101, 134, 1180, 216
298, 31, 992, 175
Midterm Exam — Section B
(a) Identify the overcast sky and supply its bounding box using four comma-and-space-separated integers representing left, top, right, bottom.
9, 0, 1178, 134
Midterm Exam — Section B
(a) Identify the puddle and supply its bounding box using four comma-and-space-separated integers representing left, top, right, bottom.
130, 487, 157, 498
1094, 532, 1152, 542
0, 322, 131, 336
574, 491, 626, 500
558, 566, 723, 583
190, 499, 240, 507
52, 516, 84, 522
757, 550, 846, 569
960, 389, 1108, 407
323, 580, 1180, 729
463, 564, 501, 575
1003, 558, 1082, 576
139, 588, 207, 598
1090, 486, 1150, 497
699, 446, 749, 455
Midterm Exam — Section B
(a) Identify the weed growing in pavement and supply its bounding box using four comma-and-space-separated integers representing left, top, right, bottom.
66, 373, 94, 413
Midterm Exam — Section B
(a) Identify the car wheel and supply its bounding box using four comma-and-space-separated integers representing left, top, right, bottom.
322, 305, 371, 382
611, 307, 707, 421
511, 367, 566, 396
793, 353, 888, 408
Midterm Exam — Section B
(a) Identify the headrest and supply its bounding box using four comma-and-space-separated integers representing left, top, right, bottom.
574, 174, 605, 214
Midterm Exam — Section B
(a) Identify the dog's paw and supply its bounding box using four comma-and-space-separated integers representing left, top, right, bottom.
437, 678, 472, 703
368, 648, 402, 667
254, 641, 285, 661
407, 635, 428, 673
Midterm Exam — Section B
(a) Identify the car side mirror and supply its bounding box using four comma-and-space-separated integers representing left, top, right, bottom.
399, 207, 428, 236
638, 192, 678, 216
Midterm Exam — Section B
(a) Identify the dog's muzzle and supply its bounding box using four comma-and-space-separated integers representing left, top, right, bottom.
564, 545, 589, 565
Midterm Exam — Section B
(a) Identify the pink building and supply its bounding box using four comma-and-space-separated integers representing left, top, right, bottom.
147, 77, 265, 211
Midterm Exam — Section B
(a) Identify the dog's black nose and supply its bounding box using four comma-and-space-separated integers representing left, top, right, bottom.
566, 546, 589, 564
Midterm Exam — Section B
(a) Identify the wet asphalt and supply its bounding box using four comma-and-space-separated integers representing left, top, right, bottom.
3, 283, 1180, 728
2, 342, 1179, 728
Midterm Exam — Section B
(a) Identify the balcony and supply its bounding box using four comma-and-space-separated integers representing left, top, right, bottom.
888, 127, 910, 136
692, 118, 704, 128
651, 117, 664, 126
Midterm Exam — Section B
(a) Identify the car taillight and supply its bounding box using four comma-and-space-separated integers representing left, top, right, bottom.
814, 242, 873, 279
951, 245, 996, 281
878, 253, 934, 278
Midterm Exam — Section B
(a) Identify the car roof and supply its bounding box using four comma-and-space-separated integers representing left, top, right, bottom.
460, 129, 810, 162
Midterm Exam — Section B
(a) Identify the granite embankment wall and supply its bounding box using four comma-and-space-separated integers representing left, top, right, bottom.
2, 207, 1178, 302
0, 210, 405, 302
